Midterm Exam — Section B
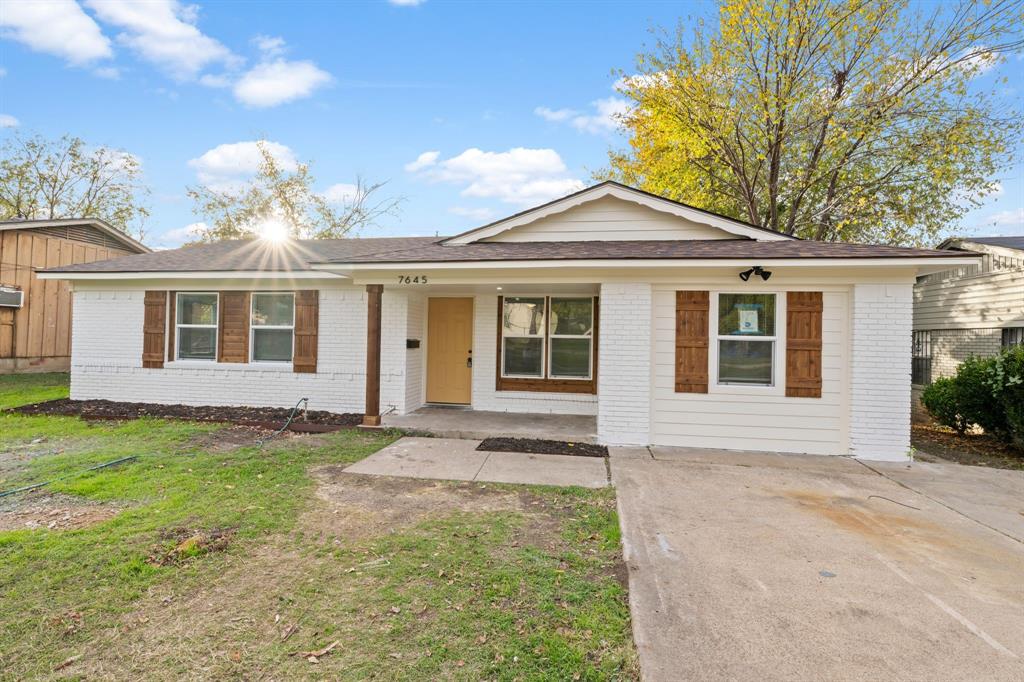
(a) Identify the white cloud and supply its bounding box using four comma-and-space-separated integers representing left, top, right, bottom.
0, 67, 6, 77
449, 206, 493, 221
569, 96, 629, 135
613, 72, 668, 92
84, 0, 237, 80
961, 46, 999, 75
404, 150, 440, 172
161, 221, 209, 244
409, 147, 584, 205
93, 66, 121, 79
233, 59, 332, 107
0, 114, 19, 128
188, 140, 298, 189
198, 73, 231, 88
322, 183, 360, 205
0, 0, 113, 66
986, 207, 1024, 228
253, 34, 286, 58
389, 0, 427, 6
534, 106, 577, 122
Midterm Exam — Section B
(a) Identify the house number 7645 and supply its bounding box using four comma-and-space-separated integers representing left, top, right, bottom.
397, 275, 428, 284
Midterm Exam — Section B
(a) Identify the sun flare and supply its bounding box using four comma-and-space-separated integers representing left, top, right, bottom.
258, 218, 290, 243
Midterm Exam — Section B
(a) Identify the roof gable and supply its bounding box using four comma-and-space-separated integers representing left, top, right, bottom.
442, 181, 795, 245
0, 218, 149, 253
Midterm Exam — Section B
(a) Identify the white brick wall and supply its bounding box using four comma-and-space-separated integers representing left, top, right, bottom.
849, 283, 913, 461
70, 286, 411, 415
597, 282, 652, 444
404, 292, 425, 412
470, 294, 598, 415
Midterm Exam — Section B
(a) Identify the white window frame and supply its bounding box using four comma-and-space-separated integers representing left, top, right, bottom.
250, 291, 295, 363
500, 295, 547, 378
175, 291, 219, 362
547, 296, 594, 380
709, 290, 786, 394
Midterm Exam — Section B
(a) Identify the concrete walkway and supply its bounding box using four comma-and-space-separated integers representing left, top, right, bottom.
344, 437, 608, 488
382, 407, 597, 443
611, 446, 1024, 681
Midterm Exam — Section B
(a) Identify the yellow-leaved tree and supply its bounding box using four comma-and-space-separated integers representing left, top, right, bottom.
608, 0, 1024, 245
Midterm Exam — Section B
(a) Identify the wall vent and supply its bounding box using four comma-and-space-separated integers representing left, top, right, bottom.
0, 287, 24, 308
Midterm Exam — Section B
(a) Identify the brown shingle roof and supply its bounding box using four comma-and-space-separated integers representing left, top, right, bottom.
43, 236, 967, 274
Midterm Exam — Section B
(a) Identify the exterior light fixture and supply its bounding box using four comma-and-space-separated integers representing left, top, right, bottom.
739, 266, 772, 282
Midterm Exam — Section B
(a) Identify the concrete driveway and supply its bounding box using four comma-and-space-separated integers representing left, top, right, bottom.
611, 448, 1024, 681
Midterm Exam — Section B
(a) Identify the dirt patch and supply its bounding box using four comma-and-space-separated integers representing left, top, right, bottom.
11, 398, 363, 430
147, 527, 236, 566
0, 437, 67, 479
0, 491, 121, 531
478, 437, 608, 458
306, 467, 534, 539
911, 423, 1024, 470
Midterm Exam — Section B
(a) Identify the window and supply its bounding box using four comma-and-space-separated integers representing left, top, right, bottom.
549, 297, 593, 378
176, 293, 218, 360
912, 330, 932, 385
500, 295, 594, 381
502, 297, 545, 377
1003, 327, 1024, 349
251, 292, 295, 362
716, 293, 776, 386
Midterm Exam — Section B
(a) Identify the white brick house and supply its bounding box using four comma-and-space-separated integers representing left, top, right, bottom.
40, 182, 977, 461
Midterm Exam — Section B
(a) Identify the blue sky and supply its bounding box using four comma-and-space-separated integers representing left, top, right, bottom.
1, 0, 1021, 248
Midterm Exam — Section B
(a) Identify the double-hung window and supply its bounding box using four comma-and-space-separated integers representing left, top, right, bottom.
251, 292, 295, 362
176, 292, 218, 360
502, 297, 546, 377
500, 296, 594, 381
716, 293, 776, 386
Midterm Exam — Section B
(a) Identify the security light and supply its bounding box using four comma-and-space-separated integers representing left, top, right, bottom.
739, 266, 772, 282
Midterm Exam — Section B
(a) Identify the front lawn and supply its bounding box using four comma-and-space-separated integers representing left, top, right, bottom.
0, 374, 637, 679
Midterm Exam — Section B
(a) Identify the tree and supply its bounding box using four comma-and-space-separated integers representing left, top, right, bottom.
0, 134, 150, 238
608, 0, 1024, 245
186, 140, 402, 241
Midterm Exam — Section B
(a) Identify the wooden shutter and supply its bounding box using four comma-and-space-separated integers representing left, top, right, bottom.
167, 291, 176, 361
675, 291, 709, 393
217, 292, 250, 363
142, 291, 167, 368
293, 290, 319, 373
786, 291, 823, 398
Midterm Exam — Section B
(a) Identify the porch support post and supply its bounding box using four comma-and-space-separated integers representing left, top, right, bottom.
363, 284, 383, 426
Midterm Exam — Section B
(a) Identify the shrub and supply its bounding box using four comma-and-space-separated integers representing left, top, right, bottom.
921, 377, 968, 433
986, 345, 1024, 450
956, 355, 1010, 440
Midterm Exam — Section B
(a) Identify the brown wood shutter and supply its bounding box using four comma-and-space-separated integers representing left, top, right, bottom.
217, 292, 250, 363
675, 291, 709, 393
142, 291, 167, 368
293, 290, 319, 373
785, 291, 823, 398
167, 291, 176, 361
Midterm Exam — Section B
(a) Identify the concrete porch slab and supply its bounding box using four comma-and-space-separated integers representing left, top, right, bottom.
343, 437, 609, 488
382, 407, 597, 443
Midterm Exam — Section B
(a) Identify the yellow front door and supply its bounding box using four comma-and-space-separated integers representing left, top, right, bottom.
426, 297, 474, 404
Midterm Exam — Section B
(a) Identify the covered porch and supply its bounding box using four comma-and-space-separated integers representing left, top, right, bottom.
381, 406, 598, 443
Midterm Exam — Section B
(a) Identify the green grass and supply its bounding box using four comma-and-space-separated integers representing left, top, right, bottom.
0, 371, 70, 408
0, 374, 637, 679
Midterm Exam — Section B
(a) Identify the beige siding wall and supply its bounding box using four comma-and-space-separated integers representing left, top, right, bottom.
913, 251, 1024, 330
650, 287, 849, 455
484, 196, 733, 242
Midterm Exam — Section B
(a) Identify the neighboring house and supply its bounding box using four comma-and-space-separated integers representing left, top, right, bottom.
39, 182, 976, 461
911, 235, 1024, 420
0, 218, 150, 373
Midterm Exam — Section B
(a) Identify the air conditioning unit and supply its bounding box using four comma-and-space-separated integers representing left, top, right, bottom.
0, 287, 23, 308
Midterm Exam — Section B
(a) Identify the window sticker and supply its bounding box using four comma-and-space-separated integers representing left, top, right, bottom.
735, 303, 761, 334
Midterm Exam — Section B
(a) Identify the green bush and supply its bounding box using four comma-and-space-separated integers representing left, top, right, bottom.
986, 345, 1024, 450
921, 377, 968, 434
957, 355, 1010, 439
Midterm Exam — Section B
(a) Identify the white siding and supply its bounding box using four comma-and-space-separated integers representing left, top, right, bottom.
470, 294, 598, 415
649, 287, 849, 455
849, 283, 913, 461
913, 268, 1024, 330
483, 196, 733, 242
70, 285, 415, 416
597, 283, 652, 444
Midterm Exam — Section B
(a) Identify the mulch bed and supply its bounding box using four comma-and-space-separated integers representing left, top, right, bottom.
10, 399, 363, 432
477, 437, 608, 458
911, 423, 1024, 471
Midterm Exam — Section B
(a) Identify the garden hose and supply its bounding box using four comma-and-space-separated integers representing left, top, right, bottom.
255, 397, 309, 447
